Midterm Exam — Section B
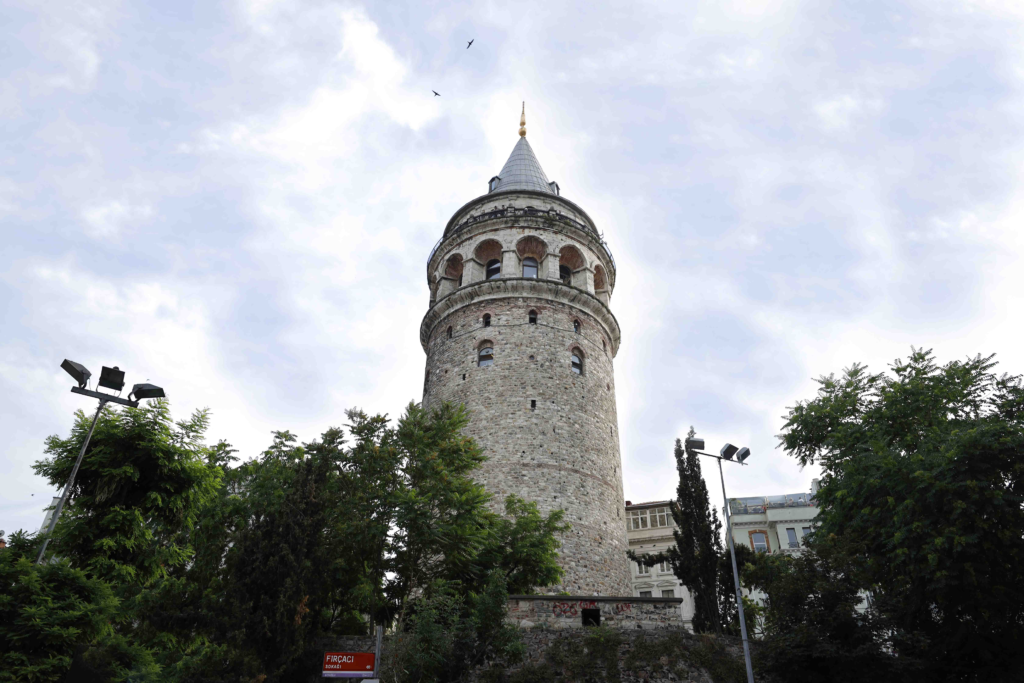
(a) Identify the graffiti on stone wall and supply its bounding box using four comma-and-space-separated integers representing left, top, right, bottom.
552, 600, 597, 617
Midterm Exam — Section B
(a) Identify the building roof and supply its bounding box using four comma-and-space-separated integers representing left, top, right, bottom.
625, 500, 672, 509
489, 136, 554, 195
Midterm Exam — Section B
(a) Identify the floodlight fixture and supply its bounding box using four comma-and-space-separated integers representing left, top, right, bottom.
720, 443, 739, 460
41, 359, 165, 567
61, 359, 91, 388
98, 366, 125, 391
129, 383, 165, 401
736, 447, 751, 463
684, 437, 705, 452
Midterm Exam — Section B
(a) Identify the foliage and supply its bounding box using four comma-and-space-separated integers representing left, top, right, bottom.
344, 403, 568, 627
715, 543, 755, 637
742, 539, 915, 682
479, 496, 569, 595
148, 402, 563, 682
11, 400, 223, 682
778, 349, 1024, 681
500, 629, 746, 683
0, 532, 119, 683
34, 400, 222, 587
10, 399, 569, 682
382, 571, 524, 683
628, 430, 731, 634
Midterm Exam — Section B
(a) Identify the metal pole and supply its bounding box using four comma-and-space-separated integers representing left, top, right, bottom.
718, 457, 755, 683
36, 399, 106, 565
372, 624, 383, 679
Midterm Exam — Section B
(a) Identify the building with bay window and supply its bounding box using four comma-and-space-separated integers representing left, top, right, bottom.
727, 480, 820, 557
625, 500, 695, 630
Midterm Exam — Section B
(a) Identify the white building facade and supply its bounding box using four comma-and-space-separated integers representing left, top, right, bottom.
625, 483, 822, 633
727, 486, 819, 557
624, 500, 695, 630
726, 484, 821, 616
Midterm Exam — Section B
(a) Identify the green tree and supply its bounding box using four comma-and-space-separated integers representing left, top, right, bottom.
345, 402, 567, 626
23, 400, 223, 681
716, 542, 754, 637
479, 496, 568, 595
0, 532, 123, 683
145, 401, 568, 683
381, 571, 525, 683
742, 538, 915, 681
630, 430, 728, 633
34, 400, 222, 587
779, 349, 1024, 681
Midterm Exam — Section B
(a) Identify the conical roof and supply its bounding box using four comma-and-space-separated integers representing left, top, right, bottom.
489, 136, 553, 195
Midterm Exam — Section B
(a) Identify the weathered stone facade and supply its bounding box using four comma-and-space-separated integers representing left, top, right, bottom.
420, 132, 631, 596
508, 595, 685, 630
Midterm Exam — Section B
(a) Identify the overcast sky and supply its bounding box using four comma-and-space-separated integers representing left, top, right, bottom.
4, 0, 1024, 536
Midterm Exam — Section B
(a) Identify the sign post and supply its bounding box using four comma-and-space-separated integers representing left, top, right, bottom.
321, 652, 375, 678
323, 627, 383, 681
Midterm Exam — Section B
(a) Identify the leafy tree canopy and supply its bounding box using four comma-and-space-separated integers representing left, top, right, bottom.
34, 400, 222, 587
778, 349, 1024, 681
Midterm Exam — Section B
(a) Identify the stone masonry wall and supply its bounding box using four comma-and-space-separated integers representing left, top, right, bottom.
421, 194, 631, 596
508, 595, 685, 629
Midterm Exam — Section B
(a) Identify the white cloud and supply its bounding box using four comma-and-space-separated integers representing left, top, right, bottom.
5, 0, 1024, 540
814, 94, 882, 132
81, 201, 153, 239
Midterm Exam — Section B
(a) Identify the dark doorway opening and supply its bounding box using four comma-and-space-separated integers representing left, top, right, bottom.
581, 608, 600, 627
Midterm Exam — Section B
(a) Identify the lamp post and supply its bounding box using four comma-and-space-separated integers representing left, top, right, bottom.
685, 436, 755, 683
35, 360, 165, 566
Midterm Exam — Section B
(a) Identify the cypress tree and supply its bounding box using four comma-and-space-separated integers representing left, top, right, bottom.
630, 428, 726, 633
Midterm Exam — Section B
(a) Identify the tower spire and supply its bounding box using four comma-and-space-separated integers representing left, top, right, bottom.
519, 102, 526, 137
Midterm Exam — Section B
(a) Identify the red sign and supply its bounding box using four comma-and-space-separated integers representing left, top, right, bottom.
322, 652, 375, 678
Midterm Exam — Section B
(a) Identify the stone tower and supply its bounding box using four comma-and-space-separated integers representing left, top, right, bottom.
421, 107, 631, 596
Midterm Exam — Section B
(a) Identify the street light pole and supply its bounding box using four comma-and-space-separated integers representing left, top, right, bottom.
35, 399, 106, 565
36, 360, 164, 566
717, 457, 755, 683
686, 437, 755, 683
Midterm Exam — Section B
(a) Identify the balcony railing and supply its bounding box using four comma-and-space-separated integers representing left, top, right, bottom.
729, 492, 815, 515
427, 205, 616, 270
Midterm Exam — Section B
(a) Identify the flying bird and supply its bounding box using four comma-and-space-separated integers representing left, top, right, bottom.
467, 39, 474, 49
432, 90, 440, 97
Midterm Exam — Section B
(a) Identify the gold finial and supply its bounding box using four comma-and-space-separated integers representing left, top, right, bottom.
519, 102, 526, 137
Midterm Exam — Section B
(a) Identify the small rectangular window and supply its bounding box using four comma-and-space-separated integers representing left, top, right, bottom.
662, 590, 675, 598
650, 507, 670, 528
629, 510, 648, 530
786, 528, 799, 548
658, 561, 670, 573
751, 532, 768, 553
639, 591, 652, 598
530, 400, 536, 411
802, 526, 812, 537
636, 561, 650, 576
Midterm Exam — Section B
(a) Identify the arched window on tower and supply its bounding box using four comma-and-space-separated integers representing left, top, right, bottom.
573, 319, 581, 334
447, 326, 453, 339
483, 313, 491, 327
478, 344, 494, 367
529, 310, 538, 324
445, 254, 464, 291
559, 245, 585, 286
522, 257, 538, 278
571, 349, 584, 375
486, 259, 501, 279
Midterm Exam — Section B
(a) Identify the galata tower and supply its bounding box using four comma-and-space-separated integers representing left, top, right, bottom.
421, 106, 631, 596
